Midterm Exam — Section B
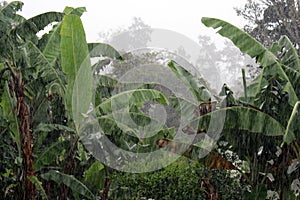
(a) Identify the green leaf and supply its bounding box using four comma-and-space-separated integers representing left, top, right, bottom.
0, 62, 4, 71
278, 36, 300, 72
33, 123, 75, 153
201, 17, 299, 106
169, 95, 198, 122
184, 106, 284, 160
15, 12, 64, 39
34, 140, 70, 172
0, 82, 21, 156
25, 41, 65, 83
98, 89, 168, 113
42, 22, 62, 65
84, 161, 105, 191
0, 1, 23, 42
63, 6, 86, 16
34, 123, 75, 133
60, 14, 90, 76
191, 106, 284, 136
97, 75, 120, 88
88, 43, 123, 60
243, 72, 266, 104
0, 1, 23, 18
41, 170, 95, 199
281, 65, 300, 100
99, 111, 166, 138
201, 17, 265, 58
28, 176, 48, 200
95, 75, 147, 95
60, 14, 92, 125
168, 60, 211, 102
98, 114, 141, 136
284, 101, 300, 144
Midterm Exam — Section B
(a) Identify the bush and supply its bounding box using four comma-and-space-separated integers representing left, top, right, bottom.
109, 158, 246, 199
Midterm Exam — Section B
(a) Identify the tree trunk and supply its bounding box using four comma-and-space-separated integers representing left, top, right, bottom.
12, 71, 36, 200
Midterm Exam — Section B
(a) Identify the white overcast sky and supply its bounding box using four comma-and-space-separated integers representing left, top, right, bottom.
17, 0, 248, 44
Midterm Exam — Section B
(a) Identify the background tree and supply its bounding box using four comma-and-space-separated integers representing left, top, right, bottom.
99, 17, 152, 52
236, 0, 300, 51
99, 19, 257, 95
196, 35, 257, 94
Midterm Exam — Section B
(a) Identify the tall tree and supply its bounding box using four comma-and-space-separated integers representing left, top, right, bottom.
236, 0, 300, 50
98, 17, 152, 51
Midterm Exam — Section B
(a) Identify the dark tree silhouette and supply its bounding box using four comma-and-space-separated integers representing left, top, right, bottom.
236, 0, 300, 51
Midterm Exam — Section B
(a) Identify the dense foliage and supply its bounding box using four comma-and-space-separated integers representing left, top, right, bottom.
110, 159, 246, 200
236, 0, 300, 50
0, 1, 299, 200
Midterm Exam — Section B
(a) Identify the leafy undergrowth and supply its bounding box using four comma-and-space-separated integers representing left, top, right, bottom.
110, 158, 247, 200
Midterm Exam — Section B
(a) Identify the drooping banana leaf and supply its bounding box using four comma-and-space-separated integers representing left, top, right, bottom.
168, 60, 211, 102
41, 170, 95, 199
173, 106, 286, 160
42, 22, 62, 65
34, 123, 75, 133
92, 58, 111, 73
97, 89, 168, 113
99, 114, 143, 136
191, 106, 284, 137
96, 74, 120, 88
180, 106, 285, 156
88, 43, 123, 60
169, 95, 198, 122
281, 65, 300, 100
99, 111, 167, 138
98, 113, 174, 153
244, 72, 266, 104
201, 17, 299, 106
15, 12, 64, 39
276, 36, 300, 100
278, 36, 300, 72
97, 75, 155, 97
201, 18, 266, 58
34, 140, 70, 172
284, 101, 300, 144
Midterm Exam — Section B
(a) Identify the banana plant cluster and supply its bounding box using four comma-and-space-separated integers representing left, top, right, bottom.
0, 2, 121, 199
201, 17, 300, 198
0, 1, 299, 199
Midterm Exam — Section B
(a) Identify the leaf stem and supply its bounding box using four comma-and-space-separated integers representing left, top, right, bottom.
242, 68, 248, 101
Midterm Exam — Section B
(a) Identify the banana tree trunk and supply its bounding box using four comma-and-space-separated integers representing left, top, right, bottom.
11, 70, 36, 200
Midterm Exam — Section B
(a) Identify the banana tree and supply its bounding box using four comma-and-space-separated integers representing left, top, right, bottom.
0, 2, 122, 199
199, 17, 300, 198
0, 1, 66, 199
31, 7, 124, 200
36, 6, 150, 200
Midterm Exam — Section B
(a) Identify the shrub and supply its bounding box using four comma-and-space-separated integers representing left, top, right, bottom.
110, 158, 246, 199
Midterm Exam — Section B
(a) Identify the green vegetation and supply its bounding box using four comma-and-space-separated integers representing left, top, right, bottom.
110, 159, 245, 200
0, 1, 299, 199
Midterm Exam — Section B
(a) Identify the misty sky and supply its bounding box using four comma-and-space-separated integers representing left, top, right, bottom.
17, 0, 248, 43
